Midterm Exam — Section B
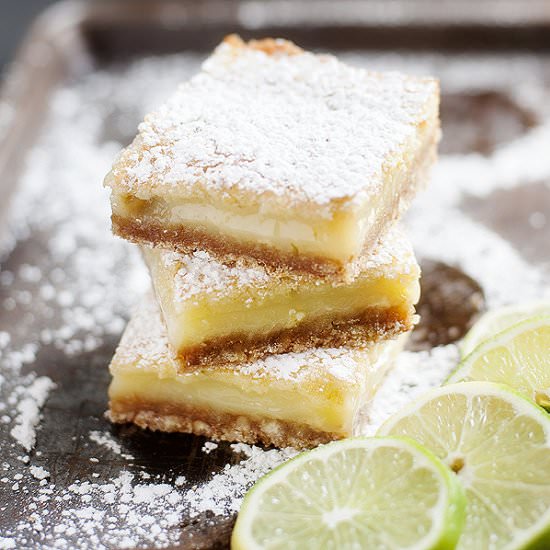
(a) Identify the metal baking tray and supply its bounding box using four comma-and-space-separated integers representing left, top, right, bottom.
0, 1, 549, 548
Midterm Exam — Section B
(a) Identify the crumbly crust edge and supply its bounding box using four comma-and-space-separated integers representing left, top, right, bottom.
223, 34, 304, 57
108, 401, 343, 450
113, 213, 343, 276
175, 306, 415, 369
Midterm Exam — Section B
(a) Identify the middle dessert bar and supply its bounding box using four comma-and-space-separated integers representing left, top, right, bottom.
108, 298, 406, 449
143, 226, 420, 368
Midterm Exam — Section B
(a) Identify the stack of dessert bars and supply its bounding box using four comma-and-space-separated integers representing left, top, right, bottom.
104, 36, 440, 449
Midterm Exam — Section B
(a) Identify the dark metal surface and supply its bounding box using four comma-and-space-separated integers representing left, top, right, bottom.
408, 261, 485, 352
0, 1, 549, 548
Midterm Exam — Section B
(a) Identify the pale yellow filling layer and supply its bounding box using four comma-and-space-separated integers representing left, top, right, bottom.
143, 248, 419, 352
178, 278, 414, 350
109, 336, 402, 435
113, 188, 388, 264
166, 202, 371, 263
110, 372, 355, 434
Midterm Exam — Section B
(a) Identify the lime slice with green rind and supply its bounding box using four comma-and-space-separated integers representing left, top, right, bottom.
378, 381, 550, 550
232, 436, 465, 550
461, 302, 550, 357
450, 315, 550, 407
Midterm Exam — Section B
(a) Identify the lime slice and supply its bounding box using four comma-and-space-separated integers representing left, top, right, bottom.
450, 315, 550, 407
232, 436, 465, 550
378, 381, 550, 550
461, 302, 550, 357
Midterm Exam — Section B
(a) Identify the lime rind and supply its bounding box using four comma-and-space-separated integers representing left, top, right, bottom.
460, 302, 550, 358
378, 381, 550, 550
231, 436, 465, 550
448, 314, 550, 407
378, 381, 550, 449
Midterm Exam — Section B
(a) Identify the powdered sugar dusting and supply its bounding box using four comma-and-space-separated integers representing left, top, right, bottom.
165, 249, 270, 301
89, 431, 134, 461
185, 444, 297, 517
239, 345, 362, 383
156, 224, 416, 302
202, 441, 218, 454
0, 537, 16, 550
29, 465, 50, 481
0, 445, 296, 550
109, 38, 438, 212
360, 344, 460, 435
10, 376, 56, 452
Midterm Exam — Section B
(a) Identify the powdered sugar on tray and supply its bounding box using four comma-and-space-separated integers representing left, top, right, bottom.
201, 441, 218, 454
0, 444, 296, 549
0, 48, 549, 549
186, 444, 297, 517
9, 375, 56, 452
29, 465, 50, 481
360, 344, 461, 435
89, 431, 135, 461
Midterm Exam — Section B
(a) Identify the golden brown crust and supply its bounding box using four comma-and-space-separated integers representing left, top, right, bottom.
224, 34, 304, 56
176, 306, 414, 369
112, 212, 342, 276
108, 400, 341, 449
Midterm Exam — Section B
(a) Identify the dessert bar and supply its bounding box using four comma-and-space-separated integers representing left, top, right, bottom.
105, 35, 439, 275
143, 225, 420, 368
108, 298, 406, 448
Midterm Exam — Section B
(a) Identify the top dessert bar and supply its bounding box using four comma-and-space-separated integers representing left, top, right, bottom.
105, 35, 440, 275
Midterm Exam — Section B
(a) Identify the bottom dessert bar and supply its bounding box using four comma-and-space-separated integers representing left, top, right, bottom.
108, 298, 406, 449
